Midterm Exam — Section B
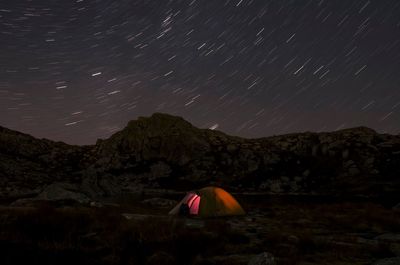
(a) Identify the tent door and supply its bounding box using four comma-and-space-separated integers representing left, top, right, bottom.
188, 194, 200, 215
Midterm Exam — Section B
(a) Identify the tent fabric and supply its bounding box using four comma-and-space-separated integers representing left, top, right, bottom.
188, 194, 200, 215
169, 186, 245, 217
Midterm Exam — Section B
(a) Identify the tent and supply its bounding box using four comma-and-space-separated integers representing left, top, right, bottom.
169, 186, 245, 217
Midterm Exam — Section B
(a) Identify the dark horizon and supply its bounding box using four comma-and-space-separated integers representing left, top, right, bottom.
1, 111, 398, 146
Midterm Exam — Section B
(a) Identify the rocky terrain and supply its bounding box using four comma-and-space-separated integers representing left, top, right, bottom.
1, 113, 400, 265
1, 112, 400, 202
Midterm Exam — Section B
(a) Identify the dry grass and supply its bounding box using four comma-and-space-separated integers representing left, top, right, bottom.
244, 200, 400, 265
0, 198, 399, 265
0, 205, 245, 265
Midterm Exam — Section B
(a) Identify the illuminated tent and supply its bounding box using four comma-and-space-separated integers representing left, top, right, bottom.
169, 186, 245, 217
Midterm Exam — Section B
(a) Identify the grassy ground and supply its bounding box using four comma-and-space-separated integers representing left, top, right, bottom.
0, 197, 399, 265
237, 199, 400, 264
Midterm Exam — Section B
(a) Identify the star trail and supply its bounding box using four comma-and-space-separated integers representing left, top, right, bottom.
0, 0, 399, 144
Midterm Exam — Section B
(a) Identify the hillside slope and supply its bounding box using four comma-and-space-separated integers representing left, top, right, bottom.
1, 113, 399, 199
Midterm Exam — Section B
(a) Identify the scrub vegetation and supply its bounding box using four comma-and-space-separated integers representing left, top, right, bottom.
0, 197, 399, 265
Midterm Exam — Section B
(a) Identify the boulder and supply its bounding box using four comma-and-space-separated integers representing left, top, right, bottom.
375, 234, 400, 256
227, 144, 238, 152
373, 258, 400, 265
90, 201, 103, 208
37, 183, 90, 203
141, 197, 178, 208
348, 166, 361, 176
270, 181, 282, 193
81, 174, 121, 197
376, 234, 400, 242
10, 198, 46, 207
208, 254, 251, 265
342, 149, 350, 159
146, 251, 176, 265
11, 182, 90, 206
150, 162, 172, 180
248, 252, 276, 265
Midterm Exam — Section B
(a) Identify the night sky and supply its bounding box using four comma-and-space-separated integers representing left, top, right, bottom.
1, 0, 400, 145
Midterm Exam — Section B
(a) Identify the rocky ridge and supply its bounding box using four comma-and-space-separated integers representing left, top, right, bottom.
1, 113, 399, 201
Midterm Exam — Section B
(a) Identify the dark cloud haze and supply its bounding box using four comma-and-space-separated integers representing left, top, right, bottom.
1, 0, 399, 145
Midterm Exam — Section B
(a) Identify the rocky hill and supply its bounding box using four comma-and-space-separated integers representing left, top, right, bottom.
1, 113, 400, 200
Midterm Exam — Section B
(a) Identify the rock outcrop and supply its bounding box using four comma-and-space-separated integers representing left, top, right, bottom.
0, 126, 85, 199
248, 252, 276, 265
373, 257, 400, 265
1, 113, 399, 200
10, 182, 91, 206
141, 198, 178, 208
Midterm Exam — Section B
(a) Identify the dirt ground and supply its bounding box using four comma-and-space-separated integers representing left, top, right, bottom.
0, 195, 399, 265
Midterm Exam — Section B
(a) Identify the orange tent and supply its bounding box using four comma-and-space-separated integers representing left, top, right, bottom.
169, 187, 245, 217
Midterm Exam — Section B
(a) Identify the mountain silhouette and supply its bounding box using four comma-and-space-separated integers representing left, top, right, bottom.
1, 113, 399, 200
